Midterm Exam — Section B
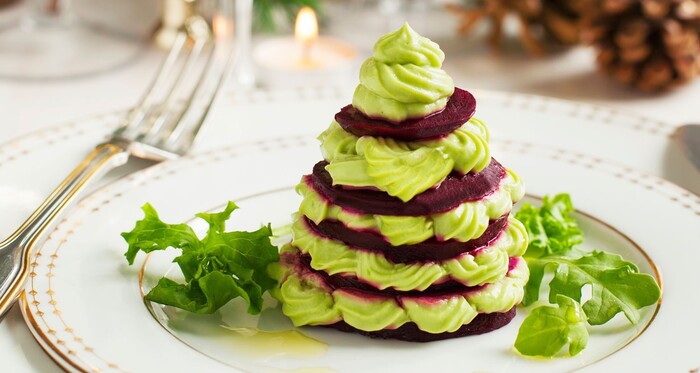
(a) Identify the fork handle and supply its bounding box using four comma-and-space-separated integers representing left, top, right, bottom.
0, 143, 128, 319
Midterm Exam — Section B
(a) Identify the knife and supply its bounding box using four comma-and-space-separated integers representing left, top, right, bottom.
674, 124, 700, 171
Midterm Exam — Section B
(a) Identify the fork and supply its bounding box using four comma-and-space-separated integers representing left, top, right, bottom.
0, 5, 236, 320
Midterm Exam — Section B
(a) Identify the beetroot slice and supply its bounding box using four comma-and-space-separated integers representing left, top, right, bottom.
309, 159, 506, 216
306, 214, 509, 263
324, 308, 516, 342
335, 87, 477, 141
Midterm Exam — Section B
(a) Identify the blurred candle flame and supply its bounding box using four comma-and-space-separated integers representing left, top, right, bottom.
213, 15, 232, 39
295, 7, 318, 47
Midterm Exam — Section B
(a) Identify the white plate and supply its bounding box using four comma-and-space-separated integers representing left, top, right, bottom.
1, 89, 698, 372
18, 135, 700, 372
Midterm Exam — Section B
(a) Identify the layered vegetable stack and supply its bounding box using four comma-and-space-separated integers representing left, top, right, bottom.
270, 24, 530, 342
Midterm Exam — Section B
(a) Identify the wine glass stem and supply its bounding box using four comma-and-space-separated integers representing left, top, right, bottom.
234, 0, 255, 89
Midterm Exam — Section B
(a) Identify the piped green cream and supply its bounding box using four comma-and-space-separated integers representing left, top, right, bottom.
320, 119, 491, 201
290, 216, 528, 291
271, 251, 528, 333
297, 169, 525, 246
352, 23, 455, 122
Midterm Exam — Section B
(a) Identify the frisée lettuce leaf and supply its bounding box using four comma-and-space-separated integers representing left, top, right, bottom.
517, 193, 583, 258
122, 202, 279, 315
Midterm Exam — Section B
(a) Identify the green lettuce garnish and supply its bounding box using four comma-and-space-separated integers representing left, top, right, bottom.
517, 194, 583, 258
514, 193, 661, 357
122, 202, 279, 315
515, 295, 588, 357
525, 251, 661, 325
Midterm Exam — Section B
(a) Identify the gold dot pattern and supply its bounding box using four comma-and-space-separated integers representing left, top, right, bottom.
0, 86, 348, 170
0, 89, 681, 169
21, 132, 700, 372
0, 113, 119, 168
28, 218, 125, 373
477, 91, 675, 137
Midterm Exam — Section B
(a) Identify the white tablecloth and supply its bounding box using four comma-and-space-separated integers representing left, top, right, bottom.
2, 19, 700, 372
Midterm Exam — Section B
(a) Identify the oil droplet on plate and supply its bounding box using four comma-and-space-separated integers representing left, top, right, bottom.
221, 326, 328, 359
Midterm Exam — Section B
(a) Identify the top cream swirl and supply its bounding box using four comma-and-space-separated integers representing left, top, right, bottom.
352, 23, 455, 122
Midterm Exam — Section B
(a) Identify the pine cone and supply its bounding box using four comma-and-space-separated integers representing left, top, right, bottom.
448, 0, 583, 55
583, 0, 700, 91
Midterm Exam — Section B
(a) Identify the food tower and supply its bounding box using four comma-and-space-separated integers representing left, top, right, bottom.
271, 24, 530, 342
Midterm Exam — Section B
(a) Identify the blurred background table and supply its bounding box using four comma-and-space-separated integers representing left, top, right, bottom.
1, 0, 699, 371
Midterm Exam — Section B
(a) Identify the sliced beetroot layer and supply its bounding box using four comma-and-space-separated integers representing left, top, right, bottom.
306, 214, 509, 263
309, 159, 505, 216
335, 87, 477, 141
324, 308, 516, 342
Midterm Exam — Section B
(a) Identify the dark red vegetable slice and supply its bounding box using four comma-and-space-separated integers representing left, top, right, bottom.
334, 87, 477, 141
306, 214, 509, 263
308, 158, 506, 216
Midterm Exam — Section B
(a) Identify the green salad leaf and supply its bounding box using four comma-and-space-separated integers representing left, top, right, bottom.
526, 251, 661, 325
516, 194, 583, 258
515, 295, 588, 357
122, 202, 279, 315
514, 193, 661, 357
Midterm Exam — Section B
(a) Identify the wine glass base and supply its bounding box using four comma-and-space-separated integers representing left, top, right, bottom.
0, 19, 146, 80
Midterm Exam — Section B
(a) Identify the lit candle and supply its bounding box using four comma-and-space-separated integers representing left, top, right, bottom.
253, 7, 358, 87
295, 6, 318, 65
213, 14, 232, 41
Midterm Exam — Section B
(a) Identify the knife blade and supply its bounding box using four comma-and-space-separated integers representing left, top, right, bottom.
674, 124, 700, 172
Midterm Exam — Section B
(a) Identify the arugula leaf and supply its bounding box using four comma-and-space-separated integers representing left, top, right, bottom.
525, 252, 660, 324
122, 202, 279, 315
515, 295, 588, 357
514, 193, 662, 358
546, 251, 660, 325
516, 194, 583, 258
521, 257, 553, 307
517, 194, 661, 323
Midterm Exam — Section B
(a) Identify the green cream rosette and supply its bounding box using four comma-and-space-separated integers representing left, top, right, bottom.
352, 23, 455, 123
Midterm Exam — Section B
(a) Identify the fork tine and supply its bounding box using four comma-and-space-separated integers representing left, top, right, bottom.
113, 34, 188, 139
116, 0, 236, 159
144, 39, 217, 147
139, 38, 210, 143
167, 30, 237, 153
